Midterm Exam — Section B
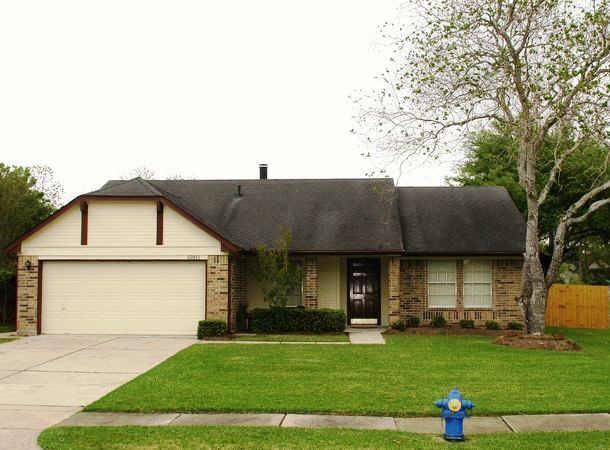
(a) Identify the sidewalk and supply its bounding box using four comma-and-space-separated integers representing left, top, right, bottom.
57, 411, 610, 434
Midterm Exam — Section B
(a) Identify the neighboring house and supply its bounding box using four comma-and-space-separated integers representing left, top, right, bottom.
6, 166, 526, 336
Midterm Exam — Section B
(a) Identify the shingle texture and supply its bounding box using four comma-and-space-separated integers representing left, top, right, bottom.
88, 179, 525, 255
397, 187, 525, 255
91, 178, 403, 252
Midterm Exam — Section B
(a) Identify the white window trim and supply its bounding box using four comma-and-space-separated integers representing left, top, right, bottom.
427, 261, 457, 309
463, 261, 493, 309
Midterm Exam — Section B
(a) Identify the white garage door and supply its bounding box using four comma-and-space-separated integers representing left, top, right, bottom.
42, 261, 206, 335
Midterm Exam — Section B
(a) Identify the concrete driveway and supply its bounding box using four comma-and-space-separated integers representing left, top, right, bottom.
0, 335, 195, 450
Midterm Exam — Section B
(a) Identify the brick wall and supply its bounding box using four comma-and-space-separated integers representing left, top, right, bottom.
303, 256, 319, 308
492, 259, 524, 323
399, 260, 427, 319
387, 257, 401, 324
206, 255, 229, 323
229, 255, 248, 331
398, 258, 524, 327
16, 255, 39, 336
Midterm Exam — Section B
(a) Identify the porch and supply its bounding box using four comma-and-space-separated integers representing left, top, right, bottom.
225, 255, 523, 331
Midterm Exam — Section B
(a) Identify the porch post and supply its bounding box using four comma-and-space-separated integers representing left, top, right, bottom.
388, 257, 401, 325
229, 255, 248, 331
16, 255, 40, 336
303, 256, 319, 308
206, 255, 230, 323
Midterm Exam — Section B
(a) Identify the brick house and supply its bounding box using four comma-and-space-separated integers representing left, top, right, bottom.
6, 167, 525, 336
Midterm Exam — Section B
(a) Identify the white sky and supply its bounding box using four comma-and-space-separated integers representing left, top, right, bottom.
1, 0, 457, 203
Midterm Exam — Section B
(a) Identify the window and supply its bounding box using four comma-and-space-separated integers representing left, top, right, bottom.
464, 260, 492, 308
285, 260, 303, 307
427, 261, 456, 308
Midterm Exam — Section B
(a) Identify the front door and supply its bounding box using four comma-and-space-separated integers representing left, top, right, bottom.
348, 259, 380, 325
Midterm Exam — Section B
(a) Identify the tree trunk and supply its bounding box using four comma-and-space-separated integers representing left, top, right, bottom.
524, 194, 547, 335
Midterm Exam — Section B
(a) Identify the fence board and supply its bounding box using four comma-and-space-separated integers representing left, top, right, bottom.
546, 284, 609, 329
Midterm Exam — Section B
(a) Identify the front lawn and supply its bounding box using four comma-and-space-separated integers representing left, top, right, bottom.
86, 328, 610, 417
38, 426, 610, 450
233, 333, 349, 342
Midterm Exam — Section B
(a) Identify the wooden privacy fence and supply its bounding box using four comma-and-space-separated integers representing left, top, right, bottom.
546, 284, 609, 329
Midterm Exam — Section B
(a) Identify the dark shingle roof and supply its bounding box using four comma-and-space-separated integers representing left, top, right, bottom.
397, 186, 525, 255
90, 178, 404, 252
87, 179, 525, 255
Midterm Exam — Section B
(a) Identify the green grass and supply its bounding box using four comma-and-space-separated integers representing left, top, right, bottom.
233, 333, 349, 342
38, 426, 610, 450
0, 338, 16, 344
86, 328, 610, 417
0, 323, 15, 333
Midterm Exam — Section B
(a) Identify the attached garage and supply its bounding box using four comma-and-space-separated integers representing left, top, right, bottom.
41, 260, 206, 335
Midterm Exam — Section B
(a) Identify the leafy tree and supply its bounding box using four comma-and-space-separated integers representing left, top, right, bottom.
451, 131, 610, 281
253, 230, 303, 307
355, 0, 610, 333
0, 164, 57, 323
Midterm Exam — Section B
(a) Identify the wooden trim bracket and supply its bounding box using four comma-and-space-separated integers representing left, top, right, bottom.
5, 194, 241, 254
80, 201, 88, 245
37, 260, 43, 335
156, 201, 164, 245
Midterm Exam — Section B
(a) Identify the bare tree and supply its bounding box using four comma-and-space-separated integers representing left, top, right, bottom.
29, 165, 64, 208
354, 0, 610, 334
121, 166, 157, 180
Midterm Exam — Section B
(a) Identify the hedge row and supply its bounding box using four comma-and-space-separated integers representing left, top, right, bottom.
249, 307, 346, 333
197, 320, 227, 339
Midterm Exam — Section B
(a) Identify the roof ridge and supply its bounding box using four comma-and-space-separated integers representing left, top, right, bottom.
134, 177, 164, 196
148, 178, 394, 182
87, 178, 138, 195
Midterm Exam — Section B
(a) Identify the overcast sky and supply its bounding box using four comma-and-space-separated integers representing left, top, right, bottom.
1, 0, 458, 203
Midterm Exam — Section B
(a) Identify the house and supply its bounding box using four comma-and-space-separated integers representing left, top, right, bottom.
6, 166, 526, 336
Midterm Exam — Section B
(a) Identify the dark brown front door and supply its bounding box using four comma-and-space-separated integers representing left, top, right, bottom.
348, 259, 380, 325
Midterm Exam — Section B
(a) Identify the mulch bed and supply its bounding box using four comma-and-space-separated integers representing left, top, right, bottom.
384, 327, 516, 337
495, 334, 580, 351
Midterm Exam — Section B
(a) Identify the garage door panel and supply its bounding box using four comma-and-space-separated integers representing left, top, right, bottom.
42, 261, 205, 335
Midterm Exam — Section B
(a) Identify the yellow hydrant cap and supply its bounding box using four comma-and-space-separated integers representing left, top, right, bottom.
448, 398, 462, 412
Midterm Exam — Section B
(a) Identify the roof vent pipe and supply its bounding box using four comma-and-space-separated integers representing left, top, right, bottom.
259, 163, 268, 180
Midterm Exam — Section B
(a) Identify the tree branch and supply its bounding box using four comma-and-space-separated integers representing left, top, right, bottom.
538, 140, 582, 205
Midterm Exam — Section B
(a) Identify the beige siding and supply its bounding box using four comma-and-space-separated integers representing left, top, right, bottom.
42, 260, 205, 334
318, 256, 340, 309
89, 200, 155, 246
246, 256, 342, 310
163, 206, 220, 248
21, 205, 81, 249
21, 199, 223, 259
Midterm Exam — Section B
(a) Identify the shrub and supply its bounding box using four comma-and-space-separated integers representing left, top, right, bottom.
235, 304, 248, 331
459, 319, 475, 329
197, 320, 228, 339
507, 321, 524, 330
406, 316, 420, 328
249, 307, 346, 333
431, 315, 447, 328
485, 320, 500, 330
391, 320, 406, 331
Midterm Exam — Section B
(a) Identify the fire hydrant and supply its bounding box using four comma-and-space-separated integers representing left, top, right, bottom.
434, 388, 474, 441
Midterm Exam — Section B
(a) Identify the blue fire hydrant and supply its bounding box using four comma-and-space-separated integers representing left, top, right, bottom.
434, 388, 474, 441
